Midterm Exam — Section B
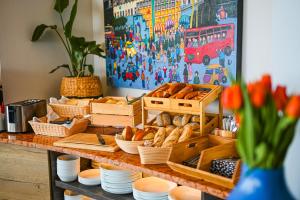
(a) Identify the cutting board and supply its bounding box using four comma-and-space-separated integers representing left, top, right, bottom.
53, 133, 119, 152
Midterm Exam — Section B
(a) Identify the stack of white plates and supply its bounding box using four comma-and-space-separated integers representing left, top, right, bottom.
168, 186, 202, 200
132, 177, 177, 200
100, 164, 142, 194
78, 169, 101, 186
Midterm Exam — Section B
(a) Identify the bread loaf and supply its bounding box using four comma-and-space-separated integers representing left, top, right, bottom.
184, 91, 200, 100
172, 115, 183, 127
143, 132, 155, 140
162, 127, 182, 147
132, 129, 145, 141
191, 115, 200, 123
122, 126, 133, 141
185, 122, 200, 131
182, 114, 192, 126
166, 125, 176, 137
153, 127, 166, 147
156, 113, 171, 127
151, 84, 170, 97
178, 126, 193, 143
173, 85, 194, 99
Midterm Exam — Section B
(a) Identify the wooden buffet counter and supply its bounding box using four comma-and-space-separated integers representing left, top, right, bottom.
0, 131, 230, 200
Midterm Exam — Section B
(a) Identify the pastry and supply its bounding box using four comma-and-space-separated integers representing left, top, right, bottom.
173, 115, 183, 127
182, 114, 192, 126
162, 127, 182, 147
184, 91, 200, 100
153, 127, 166, 147
166, 125, 176, 137
143, 132, 155, 140
151, 84, 170, 97
191, 115, 200, 123
173, 85, 194, 99
185, 122, 200, 131
132, 129, 145, 141
122, 126, 133, 141
167, 83, 186, 96
178, 126, 193, 143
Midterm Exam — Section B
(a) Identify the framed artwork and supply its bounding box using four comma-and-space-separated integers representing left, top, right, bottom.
103, 0, 243, 90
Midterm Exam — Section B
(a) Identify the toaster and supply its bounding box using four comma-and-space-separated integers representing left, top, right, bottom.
5, 99, 47, 132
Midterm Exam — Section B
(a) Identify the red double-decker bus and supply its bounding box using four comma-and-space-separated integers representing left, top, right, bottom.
184, 23, 234, 65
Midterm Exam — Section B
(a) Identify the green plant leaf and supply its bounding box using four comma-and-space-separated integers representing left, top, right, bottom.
31, 24, 57, 41
65, 0, 78, 38
86, 64, 94, 75
254, 142, 268, 168
70, 36, 86, 50
49, 64, 70, 74
54, 0, 69, 13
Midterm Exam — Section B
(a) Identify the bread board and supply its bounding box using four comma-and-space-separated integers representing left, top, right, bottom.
53, 133, 119, 152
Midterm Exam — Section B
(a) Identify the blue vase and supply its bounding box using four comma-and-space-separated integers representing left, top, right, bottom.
228, 164, 295, 200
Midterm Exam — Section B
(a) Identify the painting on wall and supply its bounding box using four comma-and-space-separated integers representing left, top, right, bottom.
103, 0, 243, 90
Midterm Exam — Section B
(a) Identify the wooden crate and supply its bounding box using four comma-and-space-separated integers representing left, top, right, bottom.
145, 112, 219, 136
142, 83, 223, 135
90, 96, 142, 127
167, 136, 240, 189
143, 83, 222, 113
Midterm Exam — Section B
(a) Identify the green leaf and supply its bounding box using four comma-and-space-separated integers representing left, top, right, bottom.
54, 0, 69, 13
70, 36, 86, 50
86, 64, 94, 75
273, 117, 296, 147
65, 0, 78, 38
49, 64, 70, 74
31, 24, 57, 41
254, 142, 268, 167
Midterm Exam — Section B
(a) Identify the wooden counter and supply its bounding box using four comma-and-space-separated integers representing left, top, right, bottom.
0, 132, 230, 199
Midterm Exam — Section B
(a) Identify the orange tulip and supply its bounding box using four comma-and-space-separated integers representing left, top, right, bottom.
261, 74, 272, 92
247, 82, 255, 94
222, 85, 243, 110
273, 85, 288, 110
285, 96, 300, 118
250, 83, 266, 108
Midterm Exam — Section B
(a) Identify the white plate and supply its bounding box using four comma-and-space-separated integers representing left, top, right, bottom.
168, 186, 202, 200
101, 185, 133, 194
133, 190, 168, 200
78, 169, 101, 186
133, 177, 177, 197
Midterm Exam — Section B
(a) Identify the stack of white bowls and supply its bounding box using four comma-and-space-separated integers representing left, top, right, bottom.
57, 155, 80, 182
100, 164, 142, 194
132, 177, 177, 200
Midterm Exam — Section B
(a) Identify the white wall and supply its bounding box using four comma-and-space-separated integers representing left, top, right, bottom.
243, 0, 300, 198
0, 0, 94, 104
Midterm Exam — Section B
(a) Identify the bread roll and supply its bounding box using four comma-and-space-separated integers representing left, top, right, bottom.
156, 113, 171, 127
184, 91, 200, 100
173, 115, 183, 127
122, 126, 133, 141
173, 85, 194, 99
191, 115, 200, 123
66, 99, 78, 105
132, 129, 145, 141
178, 126, 193, 143
151, 84, 170, 97
153, 127, 166, 147
162, 127, 182, 147
167, 83, 186, 96
166, 125, 176, 137
182, 114, 192, 126
185, 122, 200, 131
143, 132, 155, 140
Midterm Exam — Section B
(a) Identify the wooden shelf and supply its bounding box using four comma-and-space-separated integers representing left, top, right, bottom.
55, 180, 133, 200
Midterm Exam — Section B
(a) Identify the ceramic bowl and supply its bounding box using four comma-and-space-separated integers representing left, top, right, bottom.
78, 169, 101, 186
168, 186, 202, 200
64, 190, 81, 200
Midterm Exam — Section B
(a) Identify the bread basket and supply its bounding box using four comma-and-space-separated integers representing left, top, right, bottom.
137, 145, 172, 164
115, 134, 144, 154
49, 102, 90, 118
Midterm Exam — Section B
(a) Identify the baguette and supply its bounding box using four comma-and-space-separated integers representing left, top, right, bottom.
173, 85, 194, 99
178, 126, 193, 143
184, 91, 201, 99
166, 125, 176, 137
151, 84, 170, 97
182, 114, 192, 126
162, 127, 182, 147
153, 127, 166, 147
167, 83, 186, 96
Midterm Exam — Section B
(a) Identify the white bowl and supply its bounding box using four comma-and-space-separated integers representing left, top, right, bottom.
115, 134, 144, 154
168, 186, 202, 200
57, 155, 80, 165
133, 177, 177, 197
58, 174, 78, 182
78, 169, 101, 186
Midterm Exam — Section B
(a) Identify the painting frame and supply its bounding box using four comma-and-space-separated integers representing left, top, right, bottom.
103, 0, 244, 90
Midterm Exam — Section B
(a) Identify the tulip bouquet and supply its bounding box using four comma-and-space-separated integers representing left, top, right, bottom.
222, 74, 300, 169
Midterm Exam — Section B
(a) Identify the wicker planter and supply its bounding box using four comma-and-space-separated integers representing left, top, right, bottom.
60, 76, 102, 98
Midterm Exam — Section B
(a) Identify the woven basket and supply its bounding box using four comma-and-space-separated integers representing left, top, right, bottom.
115, 135, 144, 154
137, 145, 172, 164
60, 76, 102, 98
29, 117, 89, 137
49, 102, 90, 118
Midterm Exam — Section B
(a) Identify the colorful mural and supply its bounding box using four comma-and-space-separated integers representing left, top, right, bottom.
103, 0, 242, 89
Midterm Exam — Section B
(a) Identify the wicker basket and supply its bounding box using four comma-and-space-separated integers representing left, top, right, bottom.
49, 102, 90, 118
138, 145, 172, 164
115, 135, 144, 154
60, 76, 102, 98
29, 117, 89, 137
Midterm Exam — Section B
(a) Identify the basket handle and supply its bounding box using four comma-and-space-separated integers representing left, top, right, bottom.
187, 142, 197, 148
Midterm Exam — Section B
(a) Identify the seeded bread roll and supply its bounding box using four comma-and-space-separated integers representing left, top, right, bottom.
178, 125, 193, 143
182, 114, 192, 126
162, 127, 183, 147
153, 127, 166, 147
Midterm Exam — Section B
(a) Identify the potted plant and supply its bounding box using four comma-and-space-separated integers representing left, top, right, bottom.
222, 74, 300, 200
31, 0, 105, 98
